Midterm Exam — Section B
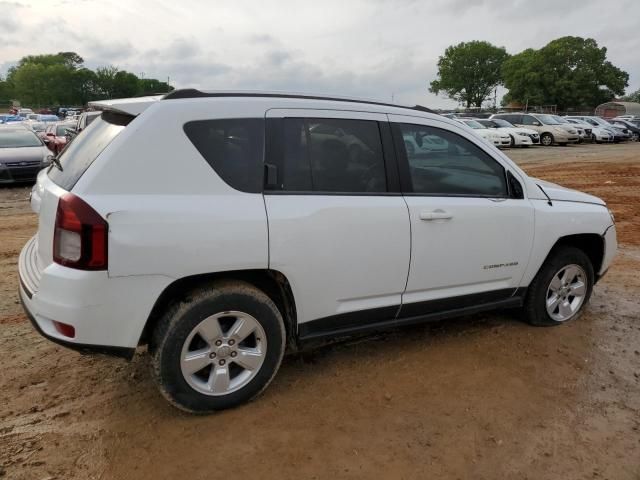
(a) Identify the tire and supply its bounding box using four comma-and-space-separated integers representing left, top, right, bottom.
150, 280, 286, 413
509, 135, 515, 148
540, 133, 554, 146
522, 247, 594, 327
632, 132, 639, 142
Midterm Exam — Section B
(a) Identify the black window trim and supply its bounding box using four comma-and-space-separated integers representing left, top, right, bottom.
390, 122, 520, 200
264, 117, 402, 196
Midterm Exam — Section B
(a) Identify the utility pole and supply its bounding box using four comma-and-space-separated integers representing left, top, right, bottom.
167, 76, 171, 92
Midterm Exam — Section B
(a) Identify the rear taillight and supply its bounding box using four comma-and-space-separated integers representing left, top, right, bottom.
53, 193, 108, 270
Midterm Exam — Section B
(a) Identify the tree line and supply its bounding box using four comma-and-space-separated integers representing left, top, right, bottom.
429, 36, 634, 110
0, 52, 173, 108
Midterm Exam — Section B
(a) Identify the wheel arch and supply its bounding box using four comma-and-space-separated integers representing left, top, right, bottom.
542, 233, 604, 278
139, 269, 298, 350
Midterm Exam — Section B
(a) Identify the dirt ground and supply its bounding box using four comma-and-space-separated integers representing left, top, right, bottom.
1, 143, 639, 480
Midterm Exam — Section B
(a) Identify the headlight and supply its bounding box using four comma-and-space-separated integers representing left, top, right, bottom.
608, 209, 615, 224
517, 132, 529, 137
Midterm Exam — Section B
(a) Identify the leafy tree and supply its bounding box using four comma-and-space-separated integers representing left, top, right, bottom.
0, 76, 11, 103
502, 36, 629, 110
7, 51, 173, 106
429, 41, 509, 108
138, 78, 173, 95
622, 88, 640, 103
94, 66, 119, 99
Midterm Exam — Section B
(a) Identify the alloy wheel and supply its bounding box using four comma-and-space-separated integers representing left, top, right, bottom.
545, 264, 588, 322
180, 311, 267, 396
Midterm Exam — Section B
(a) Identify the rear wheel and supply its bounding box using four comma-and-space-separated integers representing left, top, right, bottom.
540, 133, 554, 146
523, 247, 594, 326
150, 280, 286, 413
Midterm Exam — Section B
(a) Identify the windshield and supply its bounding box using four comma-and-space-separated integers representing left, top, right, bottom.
477, 120, 496, 128
463, 120, 484, 129
56, 124, 72, 136
48, 112, 132, 190
491, 118, 514, 128
534, 114, 561, 125
0, 129, 43, 148
552, 116, 569, 124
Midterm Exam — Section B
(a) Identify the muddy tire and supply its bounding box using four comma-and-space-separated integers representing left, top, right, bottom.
523, 247, 594, 327
150, 280, 286, 413
540, 133, 554, 146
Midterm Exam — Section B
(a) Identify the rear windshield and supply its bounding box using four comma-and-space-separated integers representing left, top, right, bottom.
48, 111, 132, 190
0, 129, 42, 148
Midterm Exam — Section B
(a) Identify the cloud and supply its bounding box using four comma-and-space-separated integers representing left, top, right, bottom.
0, 0, 638, 106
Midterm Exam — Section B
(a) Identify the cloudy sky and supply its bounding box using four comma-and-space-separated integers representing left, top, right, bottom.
1, 0, 639, 108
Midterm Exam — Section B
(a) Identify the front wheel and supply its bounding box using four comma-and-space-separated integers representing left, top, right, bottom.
540, 133, 554, 146
522, 247, 594, 326
150, 280, 286, 413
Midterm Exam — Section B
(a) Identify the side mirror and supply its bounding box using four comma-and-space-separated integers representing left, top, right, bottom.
533, 121, 541, 126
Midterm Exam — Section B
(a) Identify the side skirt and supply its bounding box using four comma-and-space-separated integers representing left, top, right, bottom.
298, 289, 526, 342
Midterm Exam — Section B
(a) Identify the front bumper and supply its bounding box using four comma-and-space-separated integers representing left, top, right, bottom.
597, 224, 617, 283
0, 163, 45, 184
18, 235, 171, 358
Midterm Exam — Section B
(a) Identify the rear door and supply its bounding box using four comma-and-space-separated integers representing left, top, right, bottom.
264, 109, 410, 336
388, 114, 534, 314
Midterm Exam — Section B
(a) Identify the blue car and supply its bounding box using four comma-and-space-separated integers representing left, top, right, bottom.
0, 115, 24, 124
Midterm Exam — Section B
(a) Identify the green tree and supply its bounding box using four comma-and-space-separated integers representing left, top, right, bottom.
429, 41, 509, 108
502, 36, 629, 110
622, 88, 640, 103
138, 78, 174, 95
94, 66, 119, 99
112, 71, 139, 98
0, 76, 11, 103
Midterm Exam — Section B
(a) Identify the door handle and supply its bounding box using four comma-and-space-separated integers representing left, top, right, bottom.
419, 209, 453, 221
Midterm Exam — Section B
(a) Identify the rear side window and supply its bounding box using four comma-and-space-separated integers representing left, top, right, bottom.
183, 118, 264, 193
270, 118, 387, 193
48, 111, 132, 191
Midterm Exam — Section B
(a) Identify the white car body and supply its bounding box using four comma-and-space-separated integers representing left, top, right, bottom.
457, 119, 511, 147
564, 119, 612, 143
475, 119, 537, 146
18, 91, 617, 408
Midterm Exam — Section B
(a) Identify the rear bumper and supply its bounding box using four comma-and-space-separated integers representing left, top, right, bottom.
18, 235, 171, 358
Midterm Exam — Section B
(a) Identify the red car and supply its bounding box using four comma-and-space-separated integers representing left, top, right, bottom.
41, 122, 75, 154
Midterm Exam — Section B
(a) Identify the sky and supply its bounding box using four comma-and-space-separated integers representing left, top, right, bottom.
1, 0, 639, 108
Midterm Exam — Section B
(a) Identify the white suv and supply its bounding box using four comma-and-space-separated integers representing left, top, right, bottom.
19, 90, 617, 413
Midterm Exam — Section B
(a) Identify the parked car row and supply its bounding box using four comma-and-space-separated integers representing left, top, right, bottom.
449, 112, 638, 146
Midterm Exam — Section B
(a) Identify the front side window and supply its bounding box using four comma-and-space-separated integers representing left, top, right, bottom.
184, 118, 265, 193
273, 118, 387, 193
521, 115, 539, 126
395, 123, 508, 197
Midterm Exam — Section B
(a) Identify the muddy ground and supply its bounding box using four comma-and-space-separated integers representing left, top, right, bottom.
1, 143, 639, 480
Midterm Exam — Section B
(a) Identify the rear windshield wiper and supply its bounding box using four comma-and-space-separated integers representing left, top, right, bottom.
48, 154, 63, 172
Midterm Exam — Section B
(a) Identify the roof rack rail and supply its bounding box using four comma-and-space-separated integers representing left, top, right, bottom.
162, 89, 435, 114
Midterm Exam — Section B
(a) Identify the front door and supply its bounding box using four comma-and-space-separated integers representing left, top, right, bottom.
389, 114, 535, 316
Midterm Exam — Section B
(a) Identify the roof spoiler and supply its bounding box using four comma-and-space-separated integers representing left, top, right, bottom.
88, 95, 163, 116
